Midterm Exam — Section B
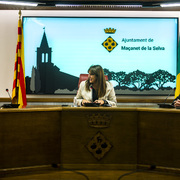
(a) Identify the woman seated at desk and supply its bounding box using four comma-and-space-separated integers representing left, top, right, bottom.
75, 65, 117, 107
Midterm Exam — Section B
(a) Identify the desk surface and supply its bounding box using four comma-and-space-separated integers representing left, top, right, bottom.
0, 105, 180, 113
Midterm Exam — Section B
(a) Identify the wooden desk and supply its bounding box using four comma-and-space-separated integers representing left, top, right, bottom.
0, 107, 180, 171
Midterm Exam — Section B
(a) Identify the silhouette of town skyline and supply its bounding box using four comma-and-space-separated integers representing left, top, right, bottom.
26, 30, 79, 94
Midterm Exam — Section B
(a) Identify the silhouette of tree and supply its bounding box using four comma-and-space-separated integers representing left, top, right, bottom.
104, 68, 114, 81
104, 68, 175, 92
151, 69, 175, 89
143, 73, 156, 90
125, 70, 147, 90
104, 68, 126, 87
114, 71, 127, 87
30, 66, 35, 93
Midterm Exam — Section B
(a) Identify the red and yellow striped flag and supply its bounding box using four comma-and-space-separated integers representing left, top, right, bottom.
12, 14, 27, 108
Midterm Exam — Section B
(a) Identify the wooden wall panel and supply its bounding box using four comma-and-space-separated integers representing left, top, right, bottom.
0, 110, 61, 169
138, 111, 180, 168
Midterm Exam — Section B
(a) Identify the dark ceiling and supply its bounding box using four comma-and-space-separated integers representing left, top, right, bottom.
0, 0, 180, 10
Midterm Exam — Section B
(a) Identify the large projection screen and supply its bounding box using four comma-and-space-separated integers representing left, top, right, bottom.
23, 16, 178, 95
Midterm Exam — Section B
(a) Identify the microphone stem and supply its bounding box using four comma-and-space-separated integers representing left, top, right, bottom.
164, 89, 175, 104
7, 92, 12, 101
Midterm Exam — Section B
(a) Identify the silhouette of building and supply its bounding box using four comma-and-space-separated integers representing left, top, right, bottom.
26, 30, 79, 94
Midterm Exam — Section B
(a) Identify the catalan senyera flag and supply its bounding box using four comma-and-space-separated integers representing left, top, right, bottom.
175, 39, 180, 98
12, 15, 27, 108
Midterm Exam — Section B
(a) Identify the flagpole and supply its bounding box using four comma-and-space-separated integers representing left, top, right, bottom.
19, 9, 21, 19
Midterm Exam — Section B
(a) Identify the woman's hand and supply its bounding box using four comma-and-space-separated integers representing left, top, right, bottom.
174, 99, 180, 107
82, 99, 91, 105
94, 99, 104, 106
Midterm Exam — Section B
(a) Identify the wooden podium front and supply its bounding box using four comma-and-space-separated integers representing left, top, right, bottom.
1, 106, 180, 172
61, 107, 137, 169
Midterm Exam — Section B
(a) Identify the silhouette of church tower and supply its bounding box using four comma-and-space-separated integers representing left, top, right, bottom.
35, 29, 79, 94
37, 29, 52, 69
36, 29, 55, 93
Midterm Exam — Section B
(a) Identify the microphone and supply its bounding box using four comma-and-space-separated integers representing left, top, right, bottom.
1, 89, 19, 108
158, 88, 175, 108
6, 89, 12, 101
